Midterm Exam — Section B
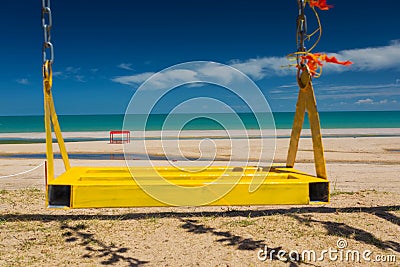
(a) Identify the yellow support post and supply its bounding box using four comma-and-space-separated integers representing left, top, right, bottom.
49, 93, 71, 171
43, 62, 55, 181
43, 61, 70, 184
304, 77, 327, 179
286, 78, 307, 168
286, 69, 327, 179
44, 94, 54, 181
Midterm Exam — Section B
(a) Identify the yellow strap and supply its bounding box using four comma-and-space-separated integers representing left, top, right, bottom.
44, 95, 54, 181
286, 68, 327, 179
43, 61, 70, 183
286, 83, 306, 167
49, 92, 71, 170
303, 72, 327, 179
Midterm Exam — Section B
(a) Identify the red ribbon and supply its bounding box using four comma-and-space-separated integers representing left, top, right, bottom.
300, 53, 353, 76
308, 0, 333, 10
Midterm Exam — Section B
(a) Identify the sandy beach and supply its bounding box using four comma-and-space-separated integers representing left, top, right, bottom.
1, 128, 400, 192
1, 129, 399, 266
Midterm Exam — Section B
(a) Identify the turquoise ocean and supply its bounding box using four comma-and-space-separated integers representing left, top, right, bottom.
0, 111, 399, 133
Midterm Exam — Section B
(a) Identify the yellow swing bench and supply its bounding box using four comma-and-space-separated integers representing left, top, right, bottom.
42, 1, 329, 209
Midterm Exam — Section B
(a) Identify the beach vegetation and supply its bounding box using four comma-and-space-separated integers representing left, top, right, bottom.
330, 191, 355, 197
22, 188, 41, 193
387, 206, 400, 211
223, 218, 256, 228
145, 215, 159, 224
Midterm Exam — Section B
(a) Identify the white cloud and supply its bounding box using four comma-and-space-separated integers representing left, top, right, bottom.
355, 98, 374, 104
112, 58, 293, 88
117, 63, 134, 71
65, 66, 80, 73
272, 82, 400, 100
269, 89, 285, 94
320, 83, 400, 100
112, 69, 202, 88
355, 98, 390, 105
186, 82, 206, 88
327, 41, 400, 72
53, 71, 63, 77
143, 69, 198, 90
229, 57, 294, 80
198, 63, 233, 83
111, 72, 155, 86
111, 41, 400, 90
230, 41, 400, 79
75, 75, 85, 83
278, 83, 298, 88
111, 63, 247, 89
53, 66, 84, 82
320, 83, 394, 91
16, 78, 29, 85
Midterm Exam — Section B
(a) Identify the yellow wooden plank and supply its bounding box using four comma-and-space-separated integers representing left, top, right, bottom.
286, 69, 327, 179
47, 166, 329, 208
305, 81, 327, 179
286, 88, 306, 168
49, 92, 71, 170
44, 98, 54, 182
71, 182, 312, 208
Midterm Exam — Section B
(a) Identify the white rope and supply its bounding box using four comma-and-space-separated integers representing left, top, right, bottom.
0, 162, 45, 178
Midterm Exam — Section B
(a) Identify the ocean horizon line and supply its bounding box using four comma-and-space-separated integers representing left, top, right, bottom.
1, 111, 400, 133
1, 110, 400, 117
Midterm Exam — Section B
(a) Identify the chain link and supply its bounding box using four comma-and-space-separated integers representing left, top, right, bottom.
42, 0, 54, 64
296, 0, 307, 65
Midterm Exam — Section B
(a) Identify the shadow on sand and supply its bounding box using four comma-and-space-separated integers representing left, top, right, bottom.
2, 204, 399, 266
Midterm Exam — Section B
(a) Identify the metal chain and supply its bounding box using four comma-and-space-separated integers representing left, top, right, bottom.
296, 0, 307, 66
42, 0, 54, 64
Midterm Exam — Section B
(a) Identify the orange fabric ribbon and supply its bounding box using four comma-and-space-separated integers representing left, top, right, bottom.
295, 0, 352, 77
308, 0, 333, 10
300, 53, 352, 76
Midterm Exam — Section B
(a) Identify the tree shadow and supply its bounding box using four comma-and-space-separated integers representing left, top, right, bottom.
1, 204, 399, 257
181, 218, 265, 250
289, 213, 400, 253
2, 205, 398, 226
179, 218, 322, 266
60, 221, 148, 266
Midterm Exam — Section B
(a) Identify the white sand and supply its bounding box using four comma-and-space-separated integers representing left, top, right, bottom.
0, 129, 400, 193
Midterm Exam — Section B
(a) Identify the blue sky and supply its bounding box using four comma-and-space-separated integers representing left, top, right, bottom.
0, 0, 399, 115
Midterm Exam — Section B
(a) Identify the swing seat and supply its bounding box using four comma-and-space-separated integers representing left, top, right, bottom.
47, 165, 329, 208
40, 0, 338, 210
